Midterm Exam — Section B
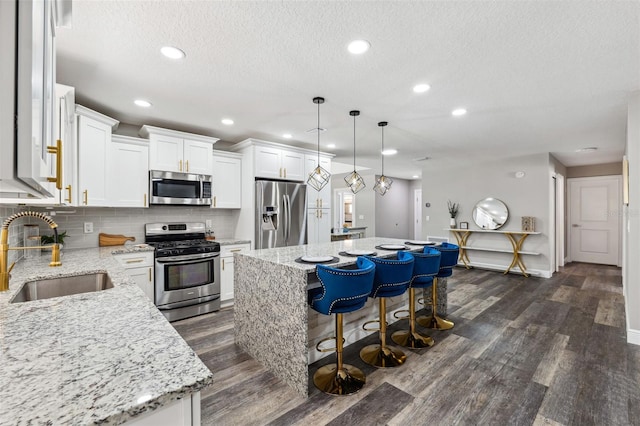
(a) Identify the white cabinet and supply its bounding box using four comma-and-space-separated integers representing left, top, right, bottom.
113, 251, 155, 302
76, 106, 119, 207
304, 154, 332, 209
212, 152, 242, 209
307, 209, 331, 245
56, 84, 77, 205
140, 125, 218, 174
110, 135, 149, 207
254, 145, 305, 181
127, 392, 200, 426
220, 243, 251, 306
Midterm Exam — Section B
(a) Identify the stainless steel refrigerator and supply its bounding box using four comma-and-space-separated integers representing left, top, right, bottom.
255, 180, 307, 249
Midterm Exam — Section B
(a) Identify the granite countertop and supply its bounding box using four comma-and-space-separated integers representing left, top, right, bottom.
0, 246, 213, 424
239, 237, 432, 272
215, 238, 252, 246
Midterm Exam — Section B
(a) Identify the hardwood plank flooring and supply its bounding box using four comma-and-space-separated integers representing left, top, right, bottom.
172, 262, 639, 425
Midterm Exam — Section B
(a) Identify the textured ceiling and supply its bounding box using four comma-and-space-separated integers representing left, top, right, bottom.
56, 1, 640, 179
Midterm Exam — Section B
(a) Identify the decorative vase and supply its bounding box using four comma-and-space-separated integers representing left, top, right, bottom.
450, 218, 457, 229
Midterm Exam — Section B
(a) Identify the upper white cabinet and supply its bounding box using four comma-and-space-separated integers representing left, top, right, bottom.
139, 125, 218, 175
55, 84, 77, 205
110, 135, 149, 208
76, 106, 119, 207
254, 145, 305, 181
0, 0, 70, 197
212, 152, 242, 209
233, 139, 308, 182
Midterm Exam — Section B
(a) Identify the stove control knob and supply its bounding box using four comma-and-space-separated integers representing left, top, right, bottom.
162, 225, 167, 230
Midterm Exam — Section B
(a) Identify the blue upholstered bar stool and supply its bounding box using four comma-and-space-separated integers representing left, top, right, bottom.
309, 257, 376, 395
391, 247, 441, 348
360, 251, 415, 368
417, 242, 459, 330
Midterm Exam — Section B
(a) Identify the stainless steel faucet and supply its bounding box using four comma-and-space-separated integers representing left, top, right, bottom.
0, 211, 62, 291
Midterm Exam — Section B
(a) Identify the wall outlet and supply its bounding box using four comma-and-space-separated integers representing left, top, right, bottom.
83, 222, 93, 233
426, 215, 430, 221
359, 215, 364, 220
205, 219, 212, 228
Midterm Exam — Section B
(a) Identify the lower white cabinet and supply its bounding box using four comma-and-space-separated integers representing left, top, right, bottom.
127, 392, 201, 426
307, 209, 331, 244
220, 243, 250, 306
113, 251, 154, 301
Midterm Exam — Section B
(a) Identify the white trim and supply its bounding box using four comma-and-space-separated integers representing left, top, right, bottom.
627, 328, 640, 345
212, 150, 242, 160
138, 124, 219, 144
231, 137, 335, 158
112, 134, 148, 146
75, 104, 119, 130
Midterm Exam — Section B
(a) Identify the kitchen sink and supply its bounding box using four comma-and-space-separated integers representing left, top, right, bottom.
10, 273, 114, 303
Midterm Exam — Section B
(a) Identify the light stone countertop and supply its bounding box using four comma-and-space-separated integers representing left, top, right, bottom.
0, 246, 213, 425
215, 238, 252, 246
239, 237, 431, 272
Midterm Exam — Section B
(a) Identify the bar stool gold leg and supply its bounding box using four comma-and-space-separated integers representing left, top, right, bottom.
417, 278, 454, 330
360, 298, 407, 367
313, 313, 366, 395
391, 288, 435, 348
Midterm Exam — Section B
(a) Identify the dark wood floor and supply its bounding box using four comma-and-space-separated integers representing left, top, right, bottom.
172, 263, 640, 426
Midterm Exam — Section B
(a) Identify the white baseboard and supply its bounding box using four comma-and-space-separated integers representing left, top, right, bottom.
627, 328, 640, 345
220, 299, 233, 309
458, 261, 552, 278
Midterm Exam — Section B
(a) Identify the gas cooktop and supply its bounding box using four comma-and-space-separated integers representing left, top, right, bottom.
145, 222, 220, 257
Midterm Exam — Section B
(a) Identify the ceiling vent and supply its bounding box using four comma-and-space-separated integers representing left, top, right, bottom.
306, 127, 327, 134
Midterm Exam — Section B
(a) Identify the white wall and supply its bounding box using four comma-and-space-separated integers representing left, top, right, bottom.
625, 91, 640, 344
421, 153, 552, 276
375, 176, 412, 239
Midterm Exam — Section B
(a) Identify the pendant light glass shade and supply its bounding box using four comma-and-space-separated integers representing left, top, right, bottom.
344, 110, 366, 194
374, 121, 393, 196
307, 97, 331, 191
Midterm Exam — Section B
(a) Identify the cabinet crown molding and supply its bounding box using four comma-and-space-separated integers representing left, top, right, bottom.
75, 105, 119, 130
139, 125, 219, 144
231, 138, 334, 158
112, 134, 149, 146
212, 150, 242, 159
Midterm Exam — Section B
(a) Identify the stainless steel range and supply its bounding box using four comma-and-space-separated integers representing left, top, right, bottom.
145, 222, 220, 322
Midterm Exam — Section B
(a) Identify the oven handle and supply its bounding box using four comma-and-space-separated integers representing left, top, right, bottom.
156, 253, 220, 263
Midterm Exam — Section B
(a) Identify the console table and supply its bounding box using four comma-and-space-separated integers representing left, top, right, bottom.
446, 229, 541, 277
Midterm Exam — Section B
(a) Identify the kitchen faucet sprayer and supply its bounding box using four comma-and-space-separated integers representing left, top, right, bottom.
0, 211, 62, 292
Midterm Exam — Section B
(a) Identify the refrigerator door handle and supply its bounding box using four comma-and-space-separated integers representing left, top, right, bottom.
285, 194, 292, 243
282, 194, 289, 242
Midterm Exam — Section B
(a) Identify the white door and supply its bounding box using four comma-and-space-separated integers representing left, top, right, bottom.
414, 189, 422, 240
254, 146, 282, 179
78, 115, 110, 206
220, 255, 234, 301
149, 134, 182, 172
110, 141, 149, 207
212, 155, 241, 208
183, 140, 212, 174
281, 150, 305, 181
569, 176, 621, 265
128, 267, 154, 301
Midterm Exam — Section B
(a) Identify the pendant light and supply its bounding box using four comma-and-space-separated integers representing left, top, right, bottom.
307, 97, 331, 191
373, 121, 393, 196
344, 110, 365, 194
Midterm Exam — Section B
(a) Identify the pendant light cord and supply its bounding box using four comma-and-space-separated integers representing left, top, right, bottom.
381, 125, 384, 175
317, 101, 320, 165
353, 114, 356, 170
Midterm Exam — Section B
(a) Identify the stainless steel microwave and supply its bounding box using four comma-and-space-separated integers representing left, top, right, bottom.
149, 170, 212, 206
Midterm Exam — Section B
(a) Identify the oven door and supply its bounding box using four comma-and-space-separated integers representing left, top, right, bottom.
155, 253, 220, 307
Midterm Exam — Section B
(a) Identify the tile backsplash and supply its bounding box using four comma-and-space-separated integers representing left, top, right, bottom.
1, 206, 240, 251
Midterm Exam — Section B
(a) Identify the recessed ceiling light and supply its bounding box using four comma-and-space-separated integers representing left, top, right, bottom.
412, 175, 419, 179
160, 46, 186, 59
327, 144, 336, 149
413, 84, 431, 93
221, 118, 234, 125
134, 99, 152, 108
382, 149, 397, 156
452, 108, 467, 116
576, 147, 598, 152
348, 39, 370, 55
283, 133, 292, 139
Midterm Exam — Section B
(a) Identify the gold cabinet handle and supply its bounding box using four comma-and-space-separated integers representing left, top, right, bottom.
83, 190, 88, 205
319, 210, 323, 218
213, 196, 217, 208
148, 268, 152, 282
46, 139, 62, 190
279, 167, 282, 178
284, 168, 287, 178
144, 193, 147, 207
230, 248, 242, 252
222, 258, 225, 270
65, 185, 72, 204
186, 160, 189, 172
179, 160, 183, 171
125, 258, 145, 264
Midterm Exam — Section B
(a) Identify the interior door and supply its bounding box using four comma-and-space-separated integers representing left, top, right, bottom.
414, 189, 422, 240
569, 176, 621, 265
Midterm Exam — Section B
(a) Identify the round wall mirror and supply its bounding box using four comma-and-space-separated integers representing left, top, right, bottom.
472, 198, 509, 230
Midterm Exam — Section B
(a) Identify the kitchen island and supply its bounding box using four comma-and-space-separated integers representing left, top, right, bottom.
0, 246, 212, 424
234, 237, 427, 397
